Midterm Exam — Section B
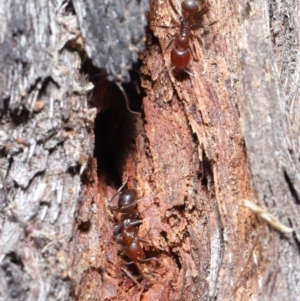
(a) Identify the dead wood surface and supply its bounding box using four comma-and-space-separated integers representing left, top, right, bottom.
140, 0, 255, 299
73, 0, 300, 300
1, 0, 300, 301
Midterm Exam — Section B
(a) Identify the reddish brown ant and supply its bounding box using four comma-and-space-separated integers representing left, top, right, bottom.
108, 181, 158, 265
157, 0, 210, 76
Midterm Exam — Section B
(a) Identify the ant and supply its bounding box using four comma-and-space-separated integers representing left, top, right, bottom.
159, 0, 210, 75
108, 181, 158, 265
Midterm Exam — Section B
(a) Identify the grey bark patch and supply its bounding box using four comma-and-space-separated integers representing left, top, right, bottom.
73, 0, 149, 82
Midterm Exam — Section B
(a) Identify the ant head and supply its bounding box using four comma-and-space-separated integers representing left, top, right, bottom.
118, 189, 138, 213
181, 0, 200, 16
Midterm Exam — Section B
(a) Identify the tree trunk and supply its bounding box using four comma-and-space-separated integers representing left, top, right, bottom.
1, 0, 300, 301
0, 1, 95, 300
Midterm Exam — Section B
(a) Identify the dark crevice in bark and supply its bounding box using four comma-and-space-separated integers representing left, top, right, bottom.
77, 219, 91, 232
284, 170, 300, 205
66, 164, 81, 176
1, 253, 27, 301
292, 231, 300, 254
82, 57, 143, 186
93, 96, 138, 186
201, 149, 214, 190
0, 97, 10, 117
9, 107, 30, 125
170, 248, 182, 270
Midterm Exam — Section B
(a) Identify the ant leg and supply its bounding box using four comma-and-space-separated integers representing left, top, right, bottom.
151, 24, 178, 30
125, 214, 161, 228
117, 179, 128, 192
107, 179, 128, 212
188, 40, 201, 62
191, 31, 202, 45
168, 0, 181, 22
184, 68, 194, 77
207, 19, 220, 27
192, 18, 219, 30
156, 38, 175, 74
136, 256, 158, 263
138, 238, 153, 244
165, 37, 175, 52
122, 216, 153, 230
164, 66, 176, 73
124, 260, 135, 265
193, 6, 210, 22
120, 267, 140, 285
125, 219, 143, 227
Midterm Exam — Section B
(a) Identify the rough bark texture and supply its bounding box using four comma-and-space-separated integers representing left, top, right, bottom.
0, 1, 94, 300
239, 0, 300, 299
1, 0, 300, 301
72, 0, 149, 82
72, 0, 300, 300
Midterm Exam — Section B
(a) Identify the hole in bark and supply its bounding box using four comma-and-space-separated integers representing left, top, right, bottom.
201, 171, 208, 186
5, 252, 24, 269
66, 164, 80, 175
32, 232, 50, 249
245, 2, 252, 16
0, 148, 7, 157
93, 107, 137, 185
173, 204, 186, 214
199, 149, 214, 189
64, 0, 76, 14
10, 107, 30, 125
170, 249, 182, 269
1, 254, 26, 299
0, 97, 10, 117
81, 59, 142, 185
292, 231, 300, 253
160, 230, 168, 243
119, 260, 143, 280
78, 219, 91, 232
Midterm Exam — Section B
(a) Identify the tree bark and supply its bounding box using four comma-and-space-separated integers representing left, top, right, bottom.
73, 0, 300, 300
1, 0, 300, 301
0, 1, 94, 300
72, 0, 149, 82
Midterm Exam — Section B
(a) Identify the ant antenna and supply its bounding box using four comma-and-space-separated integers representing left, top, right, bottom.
87, 72, 141, 115
116, 82, 141, 115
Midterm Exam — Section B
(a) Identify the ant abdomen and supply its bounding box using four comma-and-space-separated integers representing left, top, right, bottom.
124, 240, 146, 264
120, 225, 155, 264
171, 48, 191, 71
181, 0, 201, 16
160, 0, 210, 75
